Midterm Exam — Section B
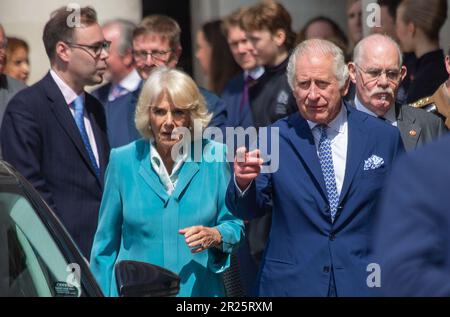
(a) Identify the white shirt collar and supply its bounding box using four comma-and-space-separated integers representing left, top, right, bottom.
149, 141, 188, 194
245, 66, 265, 80
354, 95, 396, 124
118, 69, 141, 92
50, 69, 83, 105
306, 101, 347, 134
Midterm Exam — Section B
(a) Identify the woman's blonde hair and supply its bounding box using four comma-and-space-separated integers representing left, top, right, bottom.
135, 67, 212, 140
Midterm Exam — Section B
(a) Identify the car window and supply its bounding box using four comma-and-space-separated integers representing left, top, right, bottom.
0, 191, 82, 297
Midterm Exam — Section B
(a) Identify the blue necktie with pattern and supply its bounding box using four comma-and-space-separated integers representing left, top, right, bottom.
317, 124, 339, 222
109, 84, 126, 101
73, 95, 100, 178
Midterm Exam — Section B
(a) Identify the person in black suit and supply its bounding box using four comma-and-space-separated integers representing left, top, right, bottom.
348, 34, 447, 151
0, 6, 110, 259
396, 0, 448, 104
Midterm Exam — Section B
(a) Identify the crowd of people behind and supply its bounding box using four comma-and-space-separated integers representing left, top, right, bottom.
0, 0, 449, 297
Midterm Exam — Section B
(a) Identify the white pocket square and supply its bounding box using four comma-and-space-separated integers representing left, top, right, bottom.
364, 155, 384, 171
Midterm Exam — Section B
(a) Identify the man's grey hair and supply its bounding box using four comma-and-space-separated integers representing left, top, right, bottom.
353, 34, 403, 67
102, 19, 136, 56
287, 39, 349, 90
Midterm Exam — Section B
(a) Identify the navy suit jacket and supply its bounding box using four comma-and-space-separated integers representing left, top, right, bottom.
0, 72, 110, 258
226, 104, 404, 296
91, 82, 111, 107
374, 134, 450, 296
222, 73, 254, 129
105, 81, 228, 149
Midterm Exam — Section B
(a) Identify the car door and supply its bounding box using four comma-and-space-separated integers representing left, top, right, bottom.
0, 165, 103, 297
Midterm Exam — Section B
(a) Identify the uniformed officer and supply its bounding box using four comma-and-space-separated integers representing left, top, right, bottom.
410, 48, 450, 129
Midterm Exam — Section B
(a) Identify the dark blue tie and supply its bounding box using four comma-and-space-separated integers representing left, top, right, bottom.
73, 95, 100, 177
317, 124, 339, 222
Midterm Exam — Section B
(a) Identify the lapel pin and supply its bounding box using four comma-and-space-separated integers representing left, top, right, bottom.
409, 130, 417, 136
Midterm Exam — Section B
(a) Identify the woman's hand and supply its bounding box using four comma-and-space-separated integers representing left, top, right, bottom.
179, 226, 222, 253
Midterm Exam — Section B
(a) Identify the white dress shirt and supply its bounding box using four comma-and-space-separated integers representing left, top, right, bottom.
354, 96, 397, 127
50, 70, 99, 166
307, 103, 348, 196
244, 66, 265, 81
108, 69, 142, 102
150, 141, 188, 195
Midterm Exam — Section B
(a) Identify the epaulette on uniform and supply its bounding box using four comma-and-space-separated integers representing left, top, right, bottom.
408, 96, 437, 113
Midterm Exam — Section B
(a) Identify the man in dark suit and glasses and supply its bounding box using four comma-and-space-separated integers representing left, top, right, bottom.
0, 6, 110, 259
348, 34, 446, 151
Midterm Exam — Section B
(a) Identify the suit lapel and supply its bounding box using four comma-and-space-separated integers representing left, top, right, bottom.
287, 113, 328, 199
127, 87, 141, 138
339, 106, 368, 202
172, 161, 200, 201
137, 142, 170, 204
44, 73, 101, 185
396, 104, 421, 150
335, 106, 369, 224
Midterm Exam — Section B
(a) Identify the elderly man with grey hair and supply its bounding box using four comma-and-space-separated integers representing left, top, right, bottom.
349, 33, 447, 151
92, 19, 139, 106
226, 38, 404, 296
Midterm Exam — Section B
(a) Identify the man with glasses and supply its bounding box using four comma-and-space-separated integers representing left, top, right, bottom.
0, 7, 110, 259
106, 14, 227, 149
92, 19, 139, 107
349, 34, 446, 151
0, 23, 26, 154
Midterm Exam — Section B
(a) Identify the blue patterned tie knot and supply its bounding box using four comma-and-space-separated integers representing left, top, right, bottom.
317, 124, 339, 222
109, 84, 126, 101
73, 95, 100, 178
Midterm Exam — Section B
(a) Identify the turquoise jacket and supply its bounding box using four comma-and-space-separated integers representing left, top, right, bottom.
90, 139, 244, 297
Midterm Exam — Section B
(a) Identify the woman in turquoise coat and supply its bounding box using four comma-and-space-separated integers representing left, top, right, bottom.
90, 67, 244, 297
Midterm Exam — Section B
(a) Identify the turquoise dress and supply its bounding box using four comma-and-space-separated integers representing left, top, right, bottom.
90, 139, 244, 296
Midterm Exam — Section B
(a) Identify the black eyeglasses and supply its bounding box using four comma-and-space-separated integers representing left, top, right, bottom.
355, 64, 402, 83
132, 49, 172, 62
65, 41, 111, 58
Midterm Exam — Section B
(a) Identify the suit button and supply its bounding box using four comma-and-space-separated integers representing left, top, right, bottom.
323, 266, 330, 273
329, 233, 335, 241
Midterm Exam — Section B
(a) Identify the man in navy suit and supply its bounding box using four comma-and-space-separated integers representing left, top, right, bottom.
374, 136, 450, 296
0, 6, 110, 259
106, 15, 228, 149
226, 39, 404, 296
